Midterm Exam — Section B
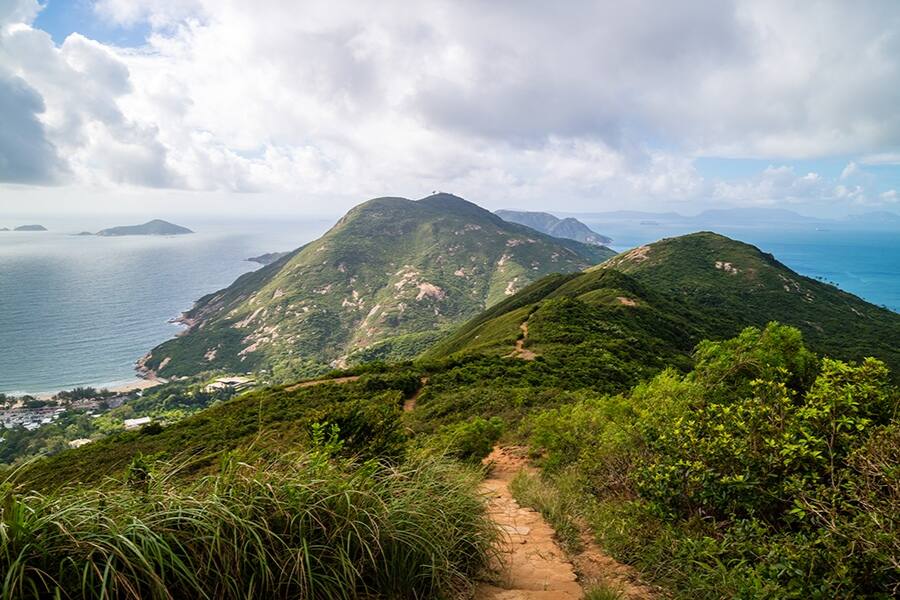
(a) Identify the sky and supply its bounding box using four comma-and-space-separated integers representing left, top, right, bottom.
1, 0, 899, 218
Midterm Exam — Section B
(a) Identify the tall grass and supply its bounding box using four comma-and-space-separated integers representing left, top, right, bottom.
0, 452, 497, 599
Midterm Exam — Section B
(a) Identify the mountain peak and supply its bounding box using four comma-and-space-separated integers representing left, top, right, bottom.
141, 194, 613, 379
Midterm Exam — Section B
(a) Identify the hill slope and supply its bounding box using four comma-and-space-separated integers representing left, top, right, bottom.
496, 209, 612, 245
141, 194, 613, 380
425, 232, 900, 373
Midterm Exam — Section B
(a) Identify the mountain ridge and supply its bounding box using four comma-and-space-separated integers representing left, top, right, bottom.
426, 231, 900, 375
496, 209, 612, 245
139, 193, 614, 380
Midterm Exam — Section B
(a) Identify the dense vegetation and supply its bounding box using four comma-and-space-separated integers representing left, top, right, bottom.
427, 232, 900, 375
4, 229, 900, 598
521, 324, 899, 598
142, 193, 613, 380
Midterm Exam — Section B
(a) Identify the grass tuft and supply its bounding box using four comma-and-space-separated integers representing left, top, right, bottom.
1, 451, 497, 599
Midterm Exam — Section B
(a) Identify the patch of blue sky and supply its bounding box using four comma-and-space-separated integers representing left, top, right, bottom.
34, 0, 150, 47
693, 156, 852, 181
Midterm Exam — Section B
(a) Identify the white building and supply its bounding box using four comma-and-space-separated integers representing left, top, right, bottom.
123, 416, 152, 430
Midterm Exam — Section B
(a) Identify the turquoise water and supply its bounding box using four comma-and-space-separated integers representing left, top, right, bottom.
0, 219, 332, 395
582, 220, 900, 313
0, 217, 897, 395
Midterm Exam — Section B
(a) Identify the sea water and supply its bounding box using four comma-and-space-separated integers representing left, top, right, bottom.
0, 218, 332, 395
0, 216, 897, 394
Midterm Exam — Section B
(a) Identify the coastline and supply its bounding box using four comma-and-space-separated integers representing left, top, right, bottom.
30, 377, 165, 401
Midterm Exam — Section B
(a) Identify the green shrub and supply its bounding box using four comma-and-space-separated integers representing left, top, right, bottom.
524, 323, 900, 598
426, 416, 504, 463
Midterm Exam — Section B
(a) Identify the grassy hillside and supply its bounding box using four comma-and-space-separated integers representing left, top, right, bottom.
5, 231, 899, 598
141, 193, 613, 381
425, 232, 900, 375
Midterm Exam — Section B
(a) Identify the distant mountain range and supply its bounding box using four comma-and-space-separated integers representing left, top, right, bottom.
495, 210, 612, 245
566, 207, 900, 229
140, 193, 614, 380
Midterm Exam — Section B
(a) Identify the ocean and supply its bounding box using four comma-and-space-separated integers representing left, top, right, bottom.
1, 216, 897, 395
0, 218, 333, 395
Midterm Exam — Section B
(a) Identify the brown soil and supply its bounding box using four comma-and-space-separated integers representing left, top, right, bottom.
510, 321, 537, 361
403, 376, 429, 412
477, 446, 657, 600
476, 446, 582, 599
616, 297, 638, 306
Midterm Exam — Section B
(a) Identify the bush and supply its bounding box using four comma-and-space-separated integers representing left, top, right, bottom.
524, 323, 900, 598
0, 452, 498, 599
426, 416, 504, 463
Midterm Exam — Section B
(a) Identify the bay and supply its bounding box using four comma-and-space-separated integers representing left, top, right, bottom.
0, 218, 331, 395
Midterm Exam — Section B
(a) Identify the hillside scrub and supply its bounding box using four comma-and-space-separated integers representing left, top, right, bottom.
0, 451, 497, 600
525, 323, 900, 598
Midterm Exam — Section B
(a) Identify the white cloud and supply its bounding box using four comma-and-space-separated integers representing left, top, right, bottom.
860, 153, 900, 166
1, 0, 899, 214
840, 162, 861, 180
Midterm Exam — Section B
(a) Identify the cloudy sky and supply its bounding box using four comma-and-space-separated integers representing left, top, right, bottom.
1, 0, 899, 217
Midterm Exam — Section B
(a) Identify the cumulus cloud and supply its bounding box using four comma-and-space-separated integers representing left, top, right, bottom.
1, 0, 899, 213
0, 68, 65, 182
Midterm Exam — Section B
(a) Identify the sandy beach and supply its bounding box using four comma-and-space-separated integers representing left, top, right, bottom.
33, 378, 165, 400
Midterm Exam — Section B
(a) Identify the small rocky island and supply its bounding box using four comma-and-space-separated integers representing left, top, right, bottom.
13, 224, 48, 231
95, 219, 193, 237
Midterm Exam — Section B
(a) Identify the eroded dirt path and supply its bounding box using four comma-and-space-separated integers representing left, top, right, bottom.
403, 376, 429, 412
510, 321, 537, 361
476, 447, 582, 599
477, 446, 657, 600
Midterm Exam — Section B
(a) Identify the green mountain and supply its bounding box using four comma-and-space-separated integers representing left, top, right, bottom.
7, 230, 899, 600
495, 209, 612, 245
96, 219, 193, 236
426, 232, 900, 374
140, 194, 614, 380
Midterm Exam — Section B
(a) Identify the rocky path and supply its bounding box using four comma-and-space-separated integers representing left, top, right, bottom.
476, 447, 582, 599
476, 446, 657, 600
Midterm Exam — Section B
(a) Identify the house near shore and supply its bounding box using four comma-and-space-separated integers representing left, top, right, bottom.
123, 416, 152, 430
204, 376, 255, 393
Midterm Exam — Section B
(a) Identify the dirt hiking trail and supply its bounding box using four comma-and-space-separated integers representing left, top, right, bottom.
476, 446, 656, 600
403, 377, 429, 412
509, 321, 537, 361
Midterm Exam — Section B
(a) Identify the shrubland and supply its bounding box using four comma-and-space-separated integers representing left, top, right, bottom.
523, 323, 899, 598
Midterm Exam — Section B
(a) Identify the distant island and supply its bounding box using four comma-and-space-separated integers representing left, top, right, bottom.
246, 251, 290, 266
495, 210, 612, 245
95, 219, 193, 237
13, 224, 48, 231
0, 227, 8, 231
